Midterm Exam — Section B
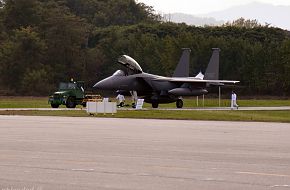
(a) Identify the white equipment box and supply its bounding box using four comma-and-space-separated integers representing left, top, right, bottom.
87, 100, 117, 115
135, 99, 144, 110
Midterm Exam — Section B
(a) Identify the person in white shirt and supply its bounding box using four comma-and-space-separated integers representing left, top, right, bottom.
130, 91, 138, 108
231, 91, 239, 109
116, 94, 125, 107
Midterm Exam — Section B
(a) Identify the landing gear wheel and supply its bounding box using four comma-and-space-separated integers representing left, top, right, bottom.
152, 102, 159, 108
176, 99, 183, 108
51, 103, 59, 108
66, 97, 76, 108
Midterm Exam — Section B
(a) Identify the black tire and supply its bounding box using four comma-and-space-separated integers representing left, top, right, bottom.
66, 97, 76, 108
152, 102, 159, 108
176, 99, 183, 108
82, 102, 87, 107
51, 103, 59, 108
132, 103, 136, 108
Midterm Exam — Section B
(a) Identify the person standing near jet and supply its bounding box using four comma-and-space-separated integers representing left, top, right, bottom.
231, 91, 239, 109
116, 93, 125, 107
130, 91, 138, 108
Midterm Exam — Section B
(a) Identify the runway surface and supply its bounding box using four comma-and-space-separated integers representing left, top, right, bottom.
0, 116, 290, 190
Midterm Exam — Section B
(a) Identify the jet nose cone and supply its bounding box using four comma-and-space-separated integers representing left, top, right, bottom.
93, 77, 112, 89
93, 81, 104, 89
93, 81, 100, 88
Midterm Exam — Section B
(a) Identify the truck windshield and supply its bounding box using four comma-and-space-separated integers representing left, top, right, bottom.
59, 82, 77, 90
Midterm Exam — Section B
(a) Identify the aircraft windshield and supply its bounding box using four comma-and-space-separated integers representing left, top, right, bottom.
113, 70, 126, 76
118, 55, 143, 73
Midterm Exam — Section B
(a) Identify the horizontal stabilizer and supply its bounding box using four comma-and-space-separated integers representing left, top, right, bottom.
195, 72, 204, 80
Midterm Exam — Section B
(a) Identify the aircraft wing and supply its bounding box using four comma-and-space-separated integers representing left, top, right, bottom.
153, 77, 240, 84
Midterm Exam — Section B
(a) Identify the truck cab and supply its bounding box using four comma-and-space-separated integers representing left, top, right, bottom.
48, 81, 85, 108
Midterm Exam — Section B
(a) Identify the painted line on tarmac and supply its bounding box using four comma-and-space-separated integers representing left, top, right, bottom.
236, 171, 290, 178
271, 185, 290, 188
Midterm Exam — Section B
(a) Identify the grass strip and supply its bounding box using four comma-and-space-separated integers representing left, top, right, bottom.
1, 97, 290, 108
1, 110, 290, 123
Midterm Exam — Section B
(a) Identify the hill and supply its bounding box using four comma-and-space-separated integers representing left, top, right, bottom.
204, 2, 290, 30
162, 2, 290, 30
162, 13, 223, 26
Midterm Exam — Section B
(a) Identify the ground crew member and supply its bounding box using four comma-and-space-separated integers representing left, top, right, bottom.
116, 94, 125, 107
130, 91, 138, 108
231, 91, 239, 109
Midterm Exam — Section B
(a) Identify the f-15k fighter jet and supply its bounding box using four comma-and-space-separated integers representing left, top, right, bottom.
94, 48, 239, 108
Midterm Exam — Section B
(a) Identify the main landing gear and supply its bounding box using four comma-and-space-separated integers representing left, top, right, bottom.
176, 99, 183, 108
152, 102, 159, 108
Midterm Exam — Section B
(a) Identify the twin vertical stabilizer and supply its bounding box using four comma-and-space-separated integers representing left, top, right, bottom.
172, 48, 191, 77
204, 48, 220, 80
172, 48, 220, 80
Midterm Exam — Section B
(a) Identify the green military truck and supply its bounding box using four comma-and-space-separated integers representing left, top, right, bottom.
48, 80, 97, 108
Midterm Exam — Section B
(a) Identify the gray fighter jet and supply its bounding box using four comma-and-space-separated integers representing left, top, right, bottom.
94, 48, 239, 108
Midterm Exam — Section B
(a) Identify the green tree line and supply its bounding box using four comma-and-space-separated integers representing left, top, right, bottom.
0, 0, 289, 96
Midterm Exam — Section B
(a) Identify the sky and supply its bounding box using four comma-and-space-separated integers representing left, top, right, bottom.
137, 0, 290, 15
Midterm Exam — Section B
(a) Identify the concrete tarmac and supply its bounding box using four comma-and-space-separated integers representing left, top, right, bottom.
0, 116, 290, 190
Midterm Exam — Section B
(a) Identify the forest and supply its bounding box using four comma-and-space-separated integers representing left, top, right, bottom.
0, 0, 289, 96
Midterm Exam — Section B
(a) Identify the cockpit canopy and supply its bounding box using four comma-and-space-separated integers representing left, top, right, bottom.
113, 70, 126, 76
118, 55, 143, 74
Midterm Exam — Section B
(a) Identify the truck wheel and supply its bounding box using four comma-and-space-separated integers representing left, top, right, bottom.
66, 97, 76, 108
51, 103, 59, 108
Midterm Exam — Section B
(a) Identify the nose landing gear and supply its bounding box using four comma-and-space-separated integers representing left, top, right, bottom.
176, 99, 183, 108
